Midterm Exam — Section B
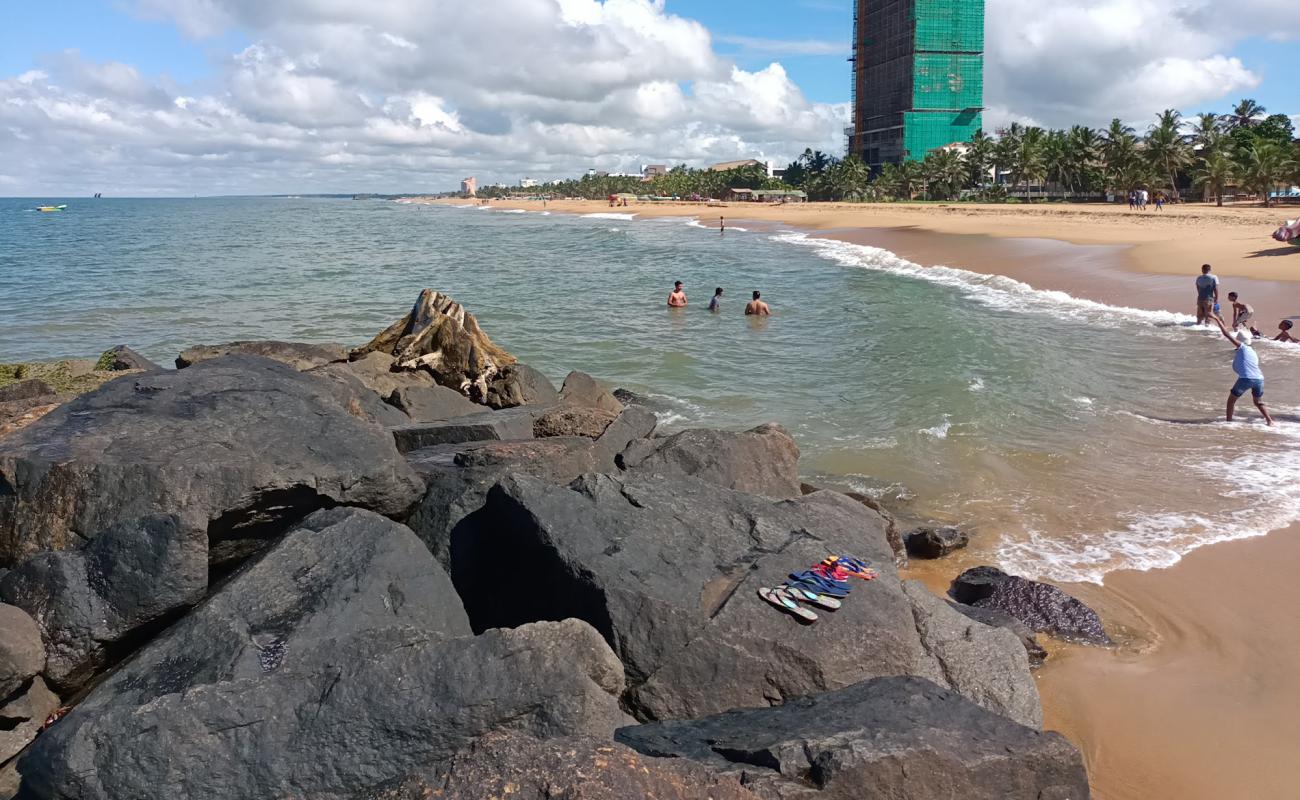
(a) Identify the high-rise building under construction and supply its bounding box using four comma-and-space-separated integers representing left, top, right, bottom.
849, 0, 984, 168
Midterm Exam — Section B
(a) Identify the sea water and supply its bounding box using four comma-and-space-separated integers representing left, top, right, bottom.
3, 196, 1298, 583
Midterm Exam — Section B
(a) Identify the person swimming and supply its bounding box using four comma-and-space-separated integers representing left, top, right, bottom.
745, 290, 770, 316
668, 281, 687, 308
708, 287, 723, 312
1275, 320, 1297, 343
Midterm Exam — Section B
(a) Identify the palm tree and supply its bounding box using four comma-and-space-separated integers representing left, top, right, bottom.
1191, 113, 1223, 152
897, 160, 924, 200
1192, 150, 1236, 207
830, 155, 872, 201
1239, 141, 1287, 207
1146, 109, 1190, 199
1065, 126, 1103, 197
874, 163, 903, 200
1101, 118, 1141, 195
964, 129, 995, 188
993, 125, 1021, 191
1043, 129, 1072, 198
1229, 99, 1265, 130
1017, 127, 1048, 200
921, 148, 967, 200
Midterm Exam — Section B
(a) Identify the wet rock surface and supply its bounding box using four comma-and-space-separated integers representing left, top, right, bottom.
616, 676, 1090, 800
175, 340, 346, 370
532, 405, 617, 438
905, 525, 970, 559
96, 345, 159, 372
483, 363, 560, 409
559, 370, 624, 414
949, 601, 1049, 669
951, 566, 1112, 645
390, 408, 537, 452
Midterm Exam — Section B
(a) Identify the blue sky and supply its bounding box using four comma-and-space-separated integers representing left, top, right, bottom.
0, 0, 1295, 194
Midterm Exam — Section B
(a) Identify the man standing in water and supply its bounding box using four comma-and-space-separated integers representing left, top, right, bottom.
745, 291, 770, 316
1195, 264, 1219, 325
668, 281, 687, 308
1214, 316, 1273, 426
708, 287, 723, 312
720, 216, 725, 236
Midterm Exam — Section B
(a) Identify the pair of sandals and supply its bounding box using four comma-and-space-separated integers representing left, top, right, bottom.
757, 556, 878, 624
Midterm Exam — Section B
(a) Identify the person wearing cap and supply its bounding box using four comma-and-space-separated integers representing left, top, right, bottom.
1213, 315, 1273, 426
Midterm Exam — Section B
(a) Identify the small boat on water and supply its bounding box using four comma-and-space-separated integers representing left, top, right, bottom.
36, 205, 67, 212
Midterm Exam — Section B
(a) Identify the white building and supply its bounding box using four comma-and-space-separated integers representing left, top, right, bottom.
520, 177, 539, 188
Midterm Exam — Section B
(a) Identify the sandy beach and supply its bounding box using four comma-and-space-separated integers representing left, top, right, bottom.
421, 195, 1300, 799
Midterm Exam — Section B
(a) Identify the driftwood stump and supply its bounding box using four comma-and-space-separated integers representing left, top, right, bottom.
352, 290, 516, 402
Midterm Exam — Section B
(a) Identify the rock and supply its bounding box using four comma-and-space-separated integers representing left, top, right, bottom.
352, 289, 516, 402
0, 396, 62, 440
453, 473, 924, 721
532, 405, 617, 439
176, 340, 347, 371
559, 371, 624, 414
902, 582, 1042, 729
21, 618, 630, 800
390, 408, 536, 453
483, 363, 560, 409
591, 406, 657, 471
303, 365, 412, 428
0, 380, 55, 404
0, 515, 205, 693
96, 345, 160, 372
0, 355, 423, 568
365, 732, 762, 800
951, 567, 1112, 646
905, 525, 970, 559
616, 676, 1090, 800
617, 423, 802, 498
64, 360, 95, 378
387, 384, 481, 423
814, 485, 907, 569
949, 602, 1048, 669
0, 604, 44, 699
0, 677, 59, 764
404, 438, 598, 569
611, 387, 647, 406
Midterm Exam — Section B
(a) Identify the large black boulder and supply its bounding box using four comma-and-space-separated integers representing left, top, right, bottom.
0, 515, 205, 693
618, 423, 802, 498
905, 525, 970, 559
17, 509, 629, 800
176, 340, 346, 371
483, 364, 560, 409
452, 473, 1039, 724
97, 345, 160, 372
0, 355, 424, 567
616, 676, 1090, 800
949, 601, 1048, 669
951, 566, 1111, 645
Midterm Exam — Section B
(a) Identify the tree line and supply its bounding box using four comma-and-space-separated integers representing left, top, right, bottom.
471, 99, 1299, 207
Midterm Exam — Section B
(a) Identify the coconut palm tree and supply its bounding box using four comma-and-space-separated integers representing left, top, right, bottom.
993, 125, 1022, 191
1101, 118, 1141, 194
1191, 149, 1236, 207
921, 148, 968, 200
1229, 98, 1265, 130
830, 155, 872, 201
1239, 141, 1287, 207
1191, 113, 1224, 152
1042, 129, 1072, 198
1146, 109, 1190, 199
1016, 127, 1048, 200
874, 163, 903, 200
964, 129, 995, 188
1066, 126, 1103, 197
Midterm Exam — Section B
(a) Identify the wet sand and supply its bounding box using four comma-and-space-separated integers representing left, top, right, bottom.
420, 196, 1300, 797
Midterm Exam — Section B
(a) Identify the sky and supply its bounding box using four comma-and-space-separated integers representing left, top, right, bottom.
1, 0, 1296, 196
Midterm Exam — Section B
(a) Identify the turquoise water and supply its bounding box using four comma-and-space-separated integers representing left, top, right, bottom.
3, 196, 1299, 582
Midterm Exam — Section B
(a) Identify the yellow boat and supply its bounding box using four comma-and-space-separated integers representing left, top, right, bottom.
36, 205, 67, 212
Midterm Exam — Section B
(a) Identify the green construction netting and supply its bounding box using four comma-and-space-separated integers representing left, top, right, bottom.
913, 0, 985, 52
903, 110, 982, 159
911, 53, 983, 110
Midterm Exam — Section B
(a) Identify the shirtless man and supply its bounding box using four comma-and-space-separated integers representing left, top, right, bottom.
745, 290, 770, 316
1227, 292, 1259, 335
1274, 320, 1298, 343
668, 281, 687, 308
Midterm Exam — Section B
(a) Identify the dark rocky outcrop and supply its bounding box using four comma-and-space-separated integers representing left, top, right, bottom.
532, 405, 617, 439
901, 582, 1041, 728
616, 676, 1090, 800
364, 732, 761, 800
176, 340, 346, 371
905, 525, 970, 559
451, 473, 1034, 723
802, 483, 908, 568
0, 380, 62, 440
17, 509, 629, 799
483, 363, 560, 409
96, 345, 160, 372
0, 677, 58, 765
404, 438, 599, 568
559, 371, 624, 414
618, 423, 802, 498
390, 408, 537, 452
0, 515, 205, 693
949, 601, 1048, 669
0, 604, 44, 699
951, 566, 1111, 645
387, 384, 481, 422
591, 406, 658, 471
0, 356, 423, 567
0, 381, 55, 405
310, 351, 433, 397
352, 289, 516, 402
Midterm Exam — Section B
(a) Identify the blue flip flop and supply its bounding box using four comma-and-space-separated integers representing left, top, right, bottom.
789, 570, 850, 597
782, 581, 843, 610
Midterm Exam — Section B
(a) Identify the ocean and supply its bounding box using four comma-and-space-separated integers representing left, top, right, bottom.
3, 195, 1298, 584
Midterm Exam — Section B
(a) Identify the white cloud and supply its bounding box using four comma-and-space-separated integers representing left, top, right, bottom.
716, 35, 847, 56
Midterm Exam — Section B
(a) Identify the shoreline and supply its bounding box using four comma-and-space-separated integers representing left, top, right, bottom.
419, 194, 1300, 799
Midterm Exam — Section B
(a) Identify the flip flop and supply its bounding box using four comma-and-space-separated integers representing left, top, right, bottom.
812, 562, 854, 583
781, 582, 843, 611
758, 587, 818, 623
825, 556, 878, 581
789, 570, 850, 597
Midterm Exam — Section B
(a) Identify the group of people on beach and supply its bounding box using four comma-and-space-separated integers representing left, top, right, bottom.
1196, 263, 1295, 426
1127, 189, 1165, 211
668, 282, 769, 316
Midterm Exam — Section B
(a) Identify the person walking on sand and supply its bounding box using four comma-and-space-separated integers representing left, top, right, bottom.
668, 281, 688, 308
1213, 315, 1273, 426
708, 287, 723, 312
745, 291, 771, 316
1227, 292, 1259, 335
1195, 264, 1219, 325
1274, 320, 1297, 343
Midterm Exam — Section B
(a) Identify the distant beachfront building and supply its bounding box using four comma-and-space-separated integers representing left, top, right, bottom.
708, 159, 776, 177
520, 177, 538, 188
848, 0, 985, 169
460, 177, 477, 196
641, 164, 668, 179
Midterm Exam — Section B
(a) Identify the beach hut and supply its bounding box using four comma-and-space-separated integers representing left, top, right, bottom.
753, 189, 808, 203
726, 188, 756, 202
